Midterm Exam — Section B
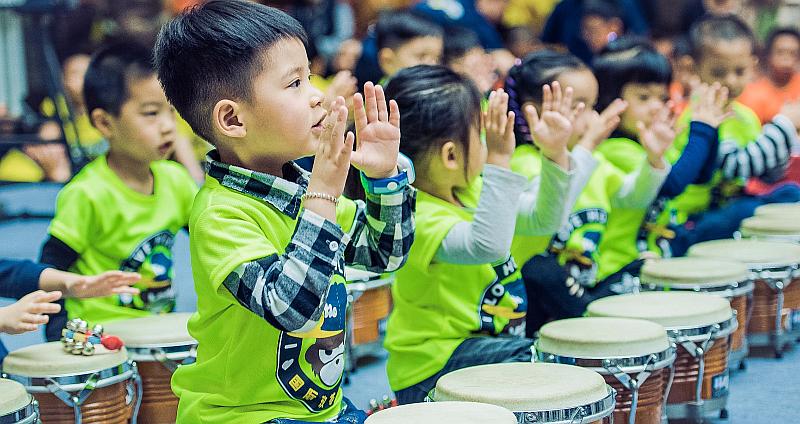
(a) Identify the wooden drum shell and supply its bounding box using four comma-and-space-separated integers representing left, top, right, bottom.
352, 286, 392, 345
748, 277, 800, 334
34, 381, 131, 424
604, 368, 667, 424
667, 337, 729, 404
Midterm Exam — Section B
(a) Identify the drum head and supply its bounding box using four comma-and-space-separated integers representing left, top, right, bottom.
2, 342, 128, 378
538, 317, 669, 358
641, 257, 749, 287
103, 312, 195, 347
434, 363, 608, 411
688, 239, 800, 268
0, 378, 31, 416
755, 203, 800, 218
740, 215, 800, 237
586, 292, 732, 328
365, 402, 517, 423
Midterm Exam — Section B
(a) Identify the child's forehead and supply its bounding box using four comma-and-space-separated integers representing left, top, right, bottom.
256, 38, 309, 77
700, 38, 754, 60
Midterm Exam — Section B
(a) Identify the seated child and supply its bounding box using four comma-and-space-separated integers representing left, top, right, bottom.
443, 26, 497, 94
383, 64, 577, 404
39, 42, 198, 341
376, 9, 444, 82
154, 1, 415, 422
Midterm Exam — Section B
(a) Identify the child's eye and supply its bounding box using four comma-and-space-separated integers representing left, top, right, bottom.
289, 79, 301, 88
142, 111, 158, 117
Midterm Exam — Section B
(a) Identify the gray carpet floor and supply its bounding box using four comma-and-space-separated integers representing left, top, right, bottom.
1, 183, 793, 423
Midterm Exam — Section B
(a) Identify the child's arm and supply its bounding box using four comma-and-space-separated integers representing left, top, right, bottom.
340, 83, 415, 273
0, 259, 48, 299
436, 89, 527, 264
659, 83, 727, 197
718, 102, 800, 180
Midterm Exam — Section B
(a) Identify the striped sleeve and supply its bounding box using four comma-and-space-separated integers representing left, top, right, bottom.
719, 115, 797, 180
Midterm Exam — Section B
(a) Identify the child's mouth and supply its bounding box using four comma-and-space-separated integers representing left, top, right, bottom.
311, 116, 325, 135
158, 141, 174, 155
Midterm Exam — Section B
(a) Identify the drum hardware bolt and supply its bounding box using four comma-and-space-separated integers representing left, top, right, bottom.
738, 361, 747, 371
719, 408, 730, 419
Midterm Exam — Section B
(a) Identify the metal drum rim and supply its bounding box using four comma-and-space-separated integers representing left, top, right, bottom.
640, 279, 754, 297
666, 315, 738, 341
125, 343, 197, 361
0, 399, 37, 424
2, 360, 134, 393
513, 386, 617, 424
533, 342, 677, 374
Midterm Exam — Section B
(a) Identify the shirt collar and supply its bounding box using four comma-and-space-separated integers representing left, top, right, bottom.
205, 150, 310, 219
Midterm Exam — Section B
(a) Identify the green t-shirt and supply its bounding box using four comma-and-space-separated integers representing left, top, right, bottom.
594, 138, 650, 278
384, 190, 527, 391
48, 156, 197, 323
666, 102, 762, 222
171, 177, 359, 423
508, 144, 551, 264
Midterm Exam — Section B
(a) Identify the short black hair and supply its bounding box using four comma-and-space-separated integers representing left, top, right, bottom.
384, 65, 481, 171
505, 49, 587, 145
689, 14, 756, 60
582, 0, 623, 20
375, 10, 443, 52
83, 42, 154, 117
153, 0, 307, 143
443, 26, 482, 65
593, 37, 672, 111
764, 27, 800, 56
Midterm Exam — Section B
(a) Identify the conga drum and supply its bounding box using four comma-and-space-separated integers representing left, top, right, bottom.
754, 202, 800, 218
344, 268, 394, 371
689, 239, 800, 357
433, 363, 616, 423
587, 292, 737, 422
639, 257, 753, 370
1, 342, 139, 424
0, 378, 39, 424
740, 214, 800, 243
104, 313, 196, 424
535, 317, 675, 424
365, 401, 518, 423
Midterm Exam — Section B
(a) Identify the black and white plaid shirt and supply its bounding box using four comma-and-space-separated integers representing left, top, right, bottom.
205, 151, 415, 333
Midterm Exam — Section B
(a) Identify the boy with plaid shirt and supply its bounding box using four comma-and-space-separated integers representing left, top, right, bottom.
154, 2, 415, 423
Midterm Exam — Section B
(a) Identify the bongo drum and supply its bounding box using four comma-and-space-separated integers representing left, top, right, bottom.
639, 257, 753, 370
103, 313, 196, 424
365, 401, 518, 423
344, 268, 394, 370
689, 239, 800, 357
587, 292, 736, 422
754, 202, 800, 218
740, 215, 800, 243
0, 378, 38, 424
1, 342, 139, 424
535, 317, 675, 424
433, 363, 616, 424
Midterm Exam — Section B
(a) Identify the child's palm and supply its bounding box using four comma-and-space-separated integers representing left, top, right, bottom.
351, 83, 401, 179
533, 111, 571, 154
640, 122, 675, 158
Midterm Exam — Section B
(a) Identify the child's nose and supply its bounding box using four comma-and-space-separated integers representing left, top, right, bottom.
310, 86, 324, 107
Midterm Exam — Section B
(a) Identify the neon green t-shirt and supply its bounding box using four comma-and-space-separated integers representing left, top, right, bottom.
48, 156, 197, 323
594, 138, 650, 278
172, 177, 359, 423
384, 189, 527, 392
666, 102, 762, 222
507, 145, 552, 264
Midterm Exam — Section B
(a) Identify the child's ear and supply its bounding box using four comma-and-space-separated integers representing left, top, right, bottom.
213, 99, 246, 139
378, 48, 396, 76
89, 108, 114, 139
609, 18, 623, 36
440, 141, 460, 171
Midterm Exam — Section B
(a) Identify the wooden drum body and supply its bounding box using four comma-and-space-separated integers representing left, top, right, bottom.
433, 363, 616, 424
365, 401, 518, 423
639, 257, 752, 369
1, 343, 137, 424
535, 317, 675, 424
689, 239, 800, 356
104, 313, 196, 424
344, 269, 394, 373
587, 292, 737, 422
0, 378, 39, 424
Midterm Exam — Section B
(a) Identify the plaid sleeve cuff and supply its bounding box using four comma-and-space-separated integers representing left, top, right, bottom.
294, 209, 350, 262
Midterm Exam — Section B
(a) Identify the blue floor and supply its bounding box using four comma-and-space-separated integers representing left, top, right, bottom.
1, 183, 796, 423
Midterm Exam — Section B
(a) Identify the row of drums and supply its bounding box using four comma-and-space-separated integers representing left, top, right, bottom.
1, 203, 798, 424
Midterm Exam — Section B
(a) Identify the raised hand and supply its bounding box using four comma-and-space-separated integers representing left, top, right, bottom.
578, 98, 627, 152
0, 290, 62, 335
484, 88, 516, 168
690, 82, 731, 128
307, 96, 354, 221
324, 71, 358, 112
524, 82, 578, 169
351, 82, 401, 179
64, 270, 141, 298
638, 103, 676, 169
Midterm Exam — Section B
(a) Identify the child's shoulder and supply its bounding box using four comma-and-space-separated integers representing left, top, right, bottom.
59, 156, 112, 196
152, 159, 195, 182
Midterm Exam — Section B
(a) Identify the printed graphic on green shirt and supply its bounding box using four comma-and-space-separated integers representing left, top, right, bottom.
477, 256, 527, 337
277, 262, 348, 413
550, 208, 608, 289
118, 230, 176, 313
